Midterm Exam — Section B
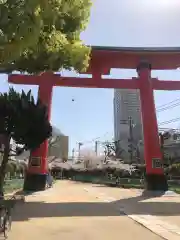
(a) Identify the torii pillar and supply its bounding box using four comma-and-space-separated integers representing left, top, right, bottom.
137, 61, 167, 190
24, 74, 54, 191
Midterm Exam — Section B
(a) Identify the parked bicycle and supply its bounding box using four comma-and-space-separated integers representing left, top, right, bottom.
0, 195, 16, 239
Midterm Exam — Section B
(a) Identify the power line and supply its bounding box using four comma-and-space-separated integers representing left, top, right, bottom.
77, 132, 113, 146
158, 117, 180, 126
76, 99, 180, 147
156, 97, 180, 110
157, 102, 180, 113
159, 127, 180, 131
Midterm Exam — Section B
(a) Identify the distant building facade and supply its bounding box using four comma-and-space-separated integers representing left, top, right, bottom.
14, 126, 69, 162
114, 89, 143, 162
48, 135, 69, 161
137, 129, 180, 163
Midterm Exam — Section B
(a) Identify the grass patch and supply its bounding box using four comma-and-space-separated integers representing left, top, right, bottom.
4, 179, 24, 194
169, 186, 180, 194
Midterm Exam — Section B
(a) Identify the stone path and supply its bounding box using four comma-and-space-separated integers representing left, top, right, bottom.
8, 181, 162, 240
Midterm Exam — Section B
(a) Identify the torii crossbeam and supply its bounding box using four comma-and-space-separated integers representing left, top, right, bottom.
8, 46, 180, 191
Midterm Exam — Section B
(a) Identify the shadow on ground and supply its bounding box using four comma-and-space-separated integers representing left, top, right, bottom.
12, 191, 180, 222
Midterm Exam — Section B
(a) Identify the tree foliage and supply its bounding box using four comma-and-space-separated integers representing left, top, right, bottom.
0, 87, 52, 192
0, 0, 92, 73
0, 87, 52, 150
166, 163, 180, 176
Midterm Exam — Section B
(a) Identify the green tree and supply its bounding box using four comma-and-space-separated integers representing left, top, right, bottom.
0, 88, 52, 193
0, 0, 92, 73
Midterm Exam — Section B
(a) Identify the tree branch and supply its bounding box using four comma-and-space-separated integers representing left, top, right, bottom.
9, 148, 16, 153
8, 146, 27, 157
8, 154, 17, 157
48, 136, 60, 148
48, 156, 57, 164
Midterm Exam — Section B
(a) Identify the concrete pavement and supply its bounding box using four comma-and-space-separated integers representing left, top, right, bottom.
8, 181, 162, 240
84, 183, 180, 240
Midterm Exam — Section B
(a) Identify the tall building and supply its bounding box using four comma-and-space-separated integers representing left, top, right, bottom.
114, 89, 143, 162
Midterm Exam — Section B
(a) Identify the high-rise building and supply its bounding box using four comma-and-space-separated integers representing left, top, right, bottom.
114, 89, 143, 162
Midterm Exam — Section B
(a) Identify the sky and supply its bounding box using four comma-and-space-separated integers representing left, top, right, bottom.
1, 0, 180, 155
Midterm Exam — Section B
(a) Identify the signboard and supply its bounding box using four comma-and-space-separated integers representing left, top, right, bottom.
120, 120, 128, 124
152, 158, 162, 168
30, 157, 41, 167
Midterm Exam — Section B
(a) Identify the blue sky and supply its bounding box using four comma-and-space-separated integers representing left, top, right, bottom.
1, 0, 180, 155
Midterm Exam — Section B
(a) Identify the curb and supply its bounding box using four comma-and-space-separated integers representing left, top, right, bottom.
124, 213, 180, 240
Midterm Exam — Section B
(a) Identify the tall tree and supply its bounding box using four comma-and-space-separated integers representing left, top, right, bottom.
0, 0, 92, 73
0, 88, 52, 193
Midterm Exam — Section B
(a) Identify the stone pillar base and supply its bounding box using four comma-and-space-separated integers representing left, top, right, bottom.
144, 173, 168, 191
23, 173, 47, 192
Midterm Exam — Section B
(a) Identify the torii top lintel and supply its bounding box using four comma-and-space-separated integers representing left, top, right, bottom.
88, 46, 180, 74
8, 45, 180, 91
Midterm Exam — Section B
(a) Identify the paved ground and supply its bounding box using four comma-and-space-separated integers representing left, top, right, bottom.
8, 181, 163, 240
83, 183, 180, 239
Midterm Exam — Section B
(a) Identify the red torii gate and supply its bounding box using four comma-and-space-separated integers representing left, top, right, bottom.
8, 46, 180, 191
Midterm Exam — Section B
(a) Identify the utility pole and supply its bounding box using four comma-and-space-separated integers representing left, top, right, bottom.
78, 142, 83, 159
72, 148, 75, 161
95, 141, 98, 156
128, 116, 134, 163
114, 139, 121, 158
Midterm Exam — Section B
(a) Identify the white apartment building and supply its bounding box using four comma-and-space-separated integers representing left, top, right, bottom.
114, 89, 143, 162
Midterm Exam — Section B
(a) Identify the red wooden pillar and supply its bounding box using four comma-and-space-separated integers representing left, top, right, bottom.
137, 62, 167, 191
24, 79, 53, 191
